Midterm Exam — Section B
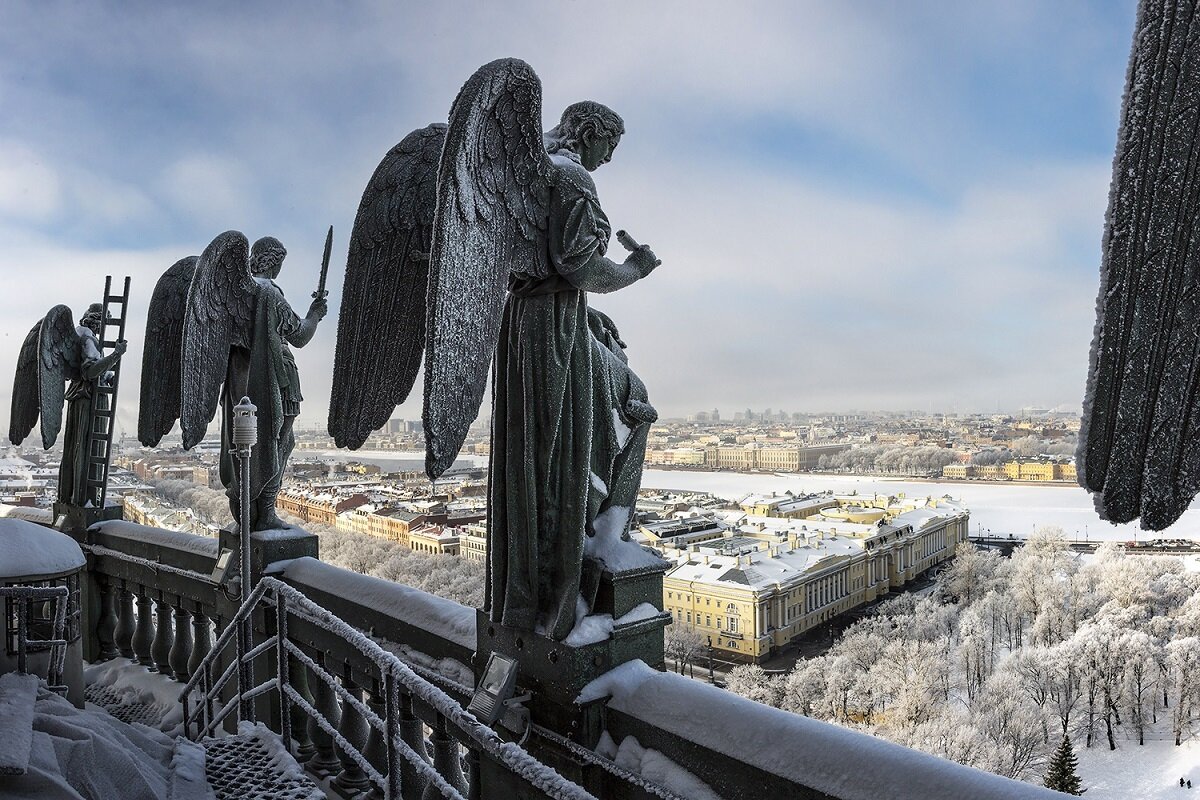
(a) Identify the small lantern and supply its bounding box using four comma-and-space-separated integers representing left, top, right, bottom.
232, 396, 258, 458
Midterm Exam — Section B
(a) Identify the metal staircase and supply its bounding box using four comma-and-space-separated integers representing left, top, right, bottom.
84, 275, 131, 509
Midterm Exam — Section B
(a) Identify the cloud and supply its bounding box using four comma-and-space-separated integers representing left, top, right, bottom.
0, 1, 1132, 430
0, 140, 62, 221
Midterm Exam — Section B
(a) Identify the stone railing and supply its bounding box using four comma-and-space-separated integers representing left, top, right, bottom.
53, 512, 1068, 800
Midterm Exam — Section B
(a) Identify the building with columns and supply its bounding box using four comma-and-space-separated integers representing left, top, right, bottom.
656, 496, 969, 662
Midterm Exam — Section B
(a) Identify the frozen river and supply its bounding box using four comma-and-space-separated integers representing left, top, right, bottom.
320, 449, 1200, 542
640, 469, 1200, 542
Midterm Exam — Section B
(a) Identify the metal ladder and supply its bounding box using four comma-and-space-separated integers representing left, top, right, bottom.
84, 275, 131, 509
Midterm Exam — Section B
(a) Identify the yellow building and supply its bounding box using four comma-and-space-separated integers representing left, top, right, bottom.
661, 499, 969, 663
460, 523, 488, 563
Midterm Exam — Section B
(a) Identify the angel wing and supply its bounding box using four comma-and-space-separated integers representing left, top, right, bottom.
327, 123, 446, 449
9, 323, 41, 446
138, 256, 197, 447
9, 305, 81, 449
1079, 0, 1200, 530
423, 58, 553, 479
180, 231, 256, 449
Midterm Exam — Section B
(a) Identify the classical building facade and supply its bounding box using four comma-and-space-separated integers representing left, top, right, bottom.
657, 497, 969, 663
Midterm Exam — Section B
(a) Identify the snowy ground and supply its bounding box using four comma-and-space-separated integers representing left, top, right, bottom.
1073, 719, 1200, 799
641, 469, 1200, 541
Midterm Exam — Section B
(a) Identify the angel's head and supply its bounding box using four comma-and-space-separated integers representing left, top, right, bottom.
80, 303, 105, 335
549, 101, 625, 172
250, 237, 287, 279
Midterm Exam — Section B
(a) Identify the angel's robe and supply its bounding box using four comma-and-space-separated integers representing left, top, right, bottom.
488, 153, 657, 641
59, 327, 105, 506
219, 278, 309, 519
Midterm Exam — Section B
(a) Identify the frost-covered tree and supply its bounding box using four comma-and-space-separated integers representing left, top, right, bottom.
664, 623, 705, 676
725, 664, 782, 708
974, 672, 1051, 780
1166, 636, 1200, 746
938, 543, 1000, 607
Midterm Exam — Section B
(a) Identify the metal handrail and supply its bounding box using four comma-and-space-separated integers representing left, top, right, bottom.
0, 585, 70, 694
179, 575, 596, 800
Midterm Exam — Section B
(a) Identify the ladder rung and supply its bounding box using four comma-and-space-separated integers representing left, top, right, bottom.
101, 340, 121, 348
105, 295, 125, 304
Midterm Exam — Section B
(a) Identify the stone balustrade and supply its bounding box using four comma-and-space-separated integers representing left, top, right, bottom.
46, 512, 1068, 800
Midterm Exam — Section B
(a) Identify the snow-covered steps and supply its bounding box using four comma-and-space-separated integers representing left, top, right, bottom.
0, 672, 38, 775
168, 737, 216, 800
202, 723, 324, 800
83, 657, 185, 731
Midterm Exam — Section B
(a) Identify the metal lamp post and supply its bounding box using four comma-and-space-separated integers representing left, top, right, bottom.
232, 396, 257, 722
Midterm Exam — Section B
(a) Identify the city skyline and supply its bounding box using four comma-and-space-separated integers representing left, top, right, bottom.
0, 2, 1133, 430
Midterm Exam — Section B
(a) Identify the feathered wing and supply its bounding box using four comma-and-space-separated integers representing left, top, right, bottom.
36, 305, 81, 449
181, 231, 256, 450
328, 123, 446, 449
9, 322, 42, 445
1079, 0, 1200, 530
423, 57, 553, 479
138, 256, 197, 446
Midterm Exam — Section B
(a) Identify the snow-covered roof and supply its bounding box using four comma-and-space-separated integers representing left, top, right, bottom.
0, 518, 85, 579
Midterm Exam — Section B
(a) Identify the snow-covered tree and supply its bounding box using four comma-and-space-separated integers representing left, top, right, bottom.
725, 664, 781, 708
664, 623, 705, 676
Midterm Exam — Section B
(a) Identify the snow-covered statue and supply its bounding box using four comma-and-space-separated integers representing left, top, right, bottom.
1079, 0, 1200, 530
139, 234, 328, 530
9, 303, 127, 506
329, 58, 661, 640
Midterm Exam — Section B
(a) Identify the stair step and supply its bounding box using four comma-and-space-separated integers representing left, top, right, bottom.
168, 737, 216, 800
0, 672, 39, 776
202, 723, 325, 799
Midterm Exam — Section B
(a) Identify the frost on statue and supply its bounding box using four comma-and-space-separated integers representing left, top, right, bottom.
1080, 0, 1200, 531
329, 58, 662, 641
8, 302, 127, 506
139, 234, 328, 531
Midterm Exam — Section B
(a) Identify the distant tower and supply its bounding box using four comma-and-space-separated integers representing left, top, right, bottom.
711, 408, 720, 422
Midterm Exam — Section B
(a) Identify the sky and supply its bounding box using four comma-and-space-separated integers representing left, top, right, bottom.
0, 1, 1136, 437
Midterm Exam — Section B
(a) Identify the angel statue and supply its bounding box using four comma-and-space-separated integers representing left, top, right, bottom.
329, 58, 661, 641
9, 303, 127, 505
139, 234, 328, 531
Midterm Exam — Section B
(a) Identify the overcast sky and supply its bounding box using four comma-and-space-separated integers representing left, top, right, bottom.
0, 1, 1134, 437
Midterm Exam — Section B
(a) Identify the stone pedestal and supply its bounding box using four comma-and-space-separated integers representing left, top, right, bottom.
218, 525, 319, 587
54, 501, 122, 539
474, 556, 670, 750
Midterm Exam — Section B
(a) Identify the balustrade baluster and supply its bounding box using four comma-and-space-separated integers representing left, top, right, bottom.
151, 597, 173, 674
307, 652, 342, 777
465, 747, 481, 800
333, 675, 371, 795
288, 647, 315, 761
168, 605, 192, 681
423, 713, 467, 799
114, 587, 135, 659
96, 577, 119, 661
132, 593, 155, 667
399, 689, 429, 800
363, 682, 387, 800
188, 612, 212, 680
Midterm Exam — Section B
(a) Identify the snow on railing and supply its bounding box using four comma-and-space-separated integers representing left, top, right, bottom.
179, 576, 597, 800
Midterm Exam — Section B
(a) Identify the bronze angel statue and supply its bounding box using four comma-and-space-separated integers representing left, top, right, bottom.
9, 303, 127, 505
330, 58, 661, 640
139, 235, 327, 531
